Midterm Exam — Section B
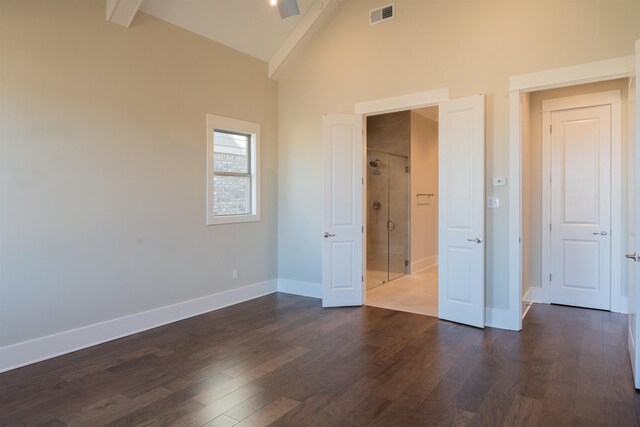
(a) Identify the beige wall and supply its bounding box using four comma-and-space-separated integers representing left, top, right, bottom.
410, 112, 438, 271
0, 0, 278, 346
524, 79, 630, 296
277, 0, 640, 309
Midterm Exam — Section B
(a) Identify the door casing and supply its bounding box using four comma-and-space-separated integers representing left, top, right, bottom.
354, 89, 486, 329
355, 88, 450, 306
509, 53, 637, 330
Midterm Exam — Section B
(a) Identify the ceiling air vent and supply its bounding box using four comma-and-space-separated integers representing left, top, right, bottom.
370, 4, 394, 25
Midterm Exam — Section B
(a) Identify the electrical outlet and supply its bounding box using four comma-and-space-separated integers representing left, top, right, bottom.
232, 269, 238, 280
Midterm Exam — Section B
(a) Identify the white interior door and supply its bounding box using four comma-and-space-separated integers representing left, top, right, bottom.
629, 40, 640, 389
549, 105, 611, 310
322, 114, 363, 307
438, 94, 485, 328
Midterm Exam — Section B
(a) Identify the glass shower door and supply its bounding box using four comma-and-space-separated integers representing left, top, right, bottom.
366, 151, 389, 289
387, 155, 409, 282
366, 150, 409, 290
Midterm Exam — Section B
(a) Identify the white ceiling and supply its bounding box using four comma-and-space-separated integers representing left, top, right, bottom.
140, 0, 318, 62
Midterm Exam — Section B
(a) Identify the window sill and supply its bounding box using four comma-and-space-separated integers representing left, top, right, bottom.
207, 213, 260, 225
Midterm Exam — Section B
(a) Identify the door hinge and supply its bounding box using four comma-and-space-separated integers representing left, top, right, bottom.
362, 275, 364, 282
362, 226, 364, 233
405, 166, 410, 173
405, 260, 409, 266
549, 224, 552, 232
549, 274, 552, 282
550, 125, 552, 133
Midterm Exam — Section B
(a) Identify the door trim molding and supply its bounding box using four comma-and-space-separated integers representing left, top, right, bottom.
509, 54, 635, 330
541, 91, 622, 309
355, 88, 449, 115
355, 88, 449, 309
509, 55, 634, 92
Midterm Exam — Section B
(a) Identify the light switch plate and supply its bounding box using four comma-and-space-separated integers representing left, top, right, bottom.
493, 177, 507, 186
488, 196, 499, 208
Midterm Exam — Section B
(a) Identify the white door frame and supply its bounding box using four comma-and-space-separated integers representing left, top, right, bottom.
354, 88, 450, 304
509, 54, 636, 330
541, 91, 621, 308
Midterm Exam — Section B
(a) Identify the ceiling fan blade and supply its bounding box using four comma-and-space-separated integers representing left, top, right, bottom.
277, 0, 300, 18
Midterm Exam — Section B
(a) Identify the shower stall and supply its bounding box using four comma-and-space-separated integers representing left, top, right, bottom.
366, 150, 410, 290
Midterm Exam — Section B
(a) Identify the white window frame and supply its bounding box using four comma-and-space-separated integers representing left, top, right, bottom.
206, 114, 260, 225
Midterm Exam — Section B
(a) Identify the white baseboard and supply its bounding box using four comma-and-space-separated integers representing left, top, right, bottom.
2, 275, 544, 373
0, 280, 277, 373
528, 286, 545, 303
523, 285, 628, 314
522, 287, 533, 320
485, 307, 518, 330
411, 255, 437, 273
277, 278, 322, 299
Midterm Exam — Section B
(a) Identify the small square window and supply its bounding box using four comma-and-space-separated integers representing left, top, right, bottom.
207, 115, 260, 225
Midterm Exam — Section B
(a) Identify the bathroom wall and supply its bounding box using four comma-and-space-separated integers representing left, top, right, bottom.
410, 111, 439, 272
366, 111, 411, 157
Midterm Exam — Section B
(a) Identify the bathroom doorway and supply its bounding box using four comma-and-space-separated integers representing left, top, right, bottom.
365, 107, 439, 316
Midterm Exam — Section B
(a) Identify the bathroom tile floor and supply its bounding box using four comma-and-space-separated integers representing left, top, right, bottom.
365, 269, 388, 290
365, 265, 438, 317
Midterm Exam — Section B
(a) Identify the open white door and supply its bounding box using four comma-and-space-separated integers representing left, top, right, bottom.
628, 41, 640, 389
322, 114, 363, 307
438, 94, 486, 328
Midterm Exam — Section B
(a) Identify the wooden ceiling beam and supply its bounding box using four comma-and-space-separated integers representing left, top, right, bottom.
106, 0, 143, 28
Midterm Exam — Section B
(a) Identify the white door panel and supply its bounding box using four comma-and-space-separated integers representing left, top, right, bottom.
322, 114, 363, 307
438, 94, 485, 328
549, 105, 611, 310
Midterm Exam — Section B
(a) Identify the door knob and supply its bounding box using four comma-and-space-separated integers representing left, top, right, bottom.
626, 253, 639, 262
593, 231, 608, 236
467, 237, 482, 244
324, 232, 335, 238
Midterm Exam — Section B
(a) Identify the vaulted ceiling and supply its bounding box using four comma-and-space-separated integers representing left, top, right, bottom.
139, 0, 318, 62
106, 0, 343, 78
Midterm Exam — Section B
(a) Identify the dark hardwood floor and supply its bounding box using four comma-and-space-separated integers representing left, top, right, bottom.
1, 293, 639, 426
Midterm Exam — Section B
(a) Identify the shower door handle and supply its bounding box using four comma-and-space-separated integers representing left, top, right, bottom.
387, 220, 396, 232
